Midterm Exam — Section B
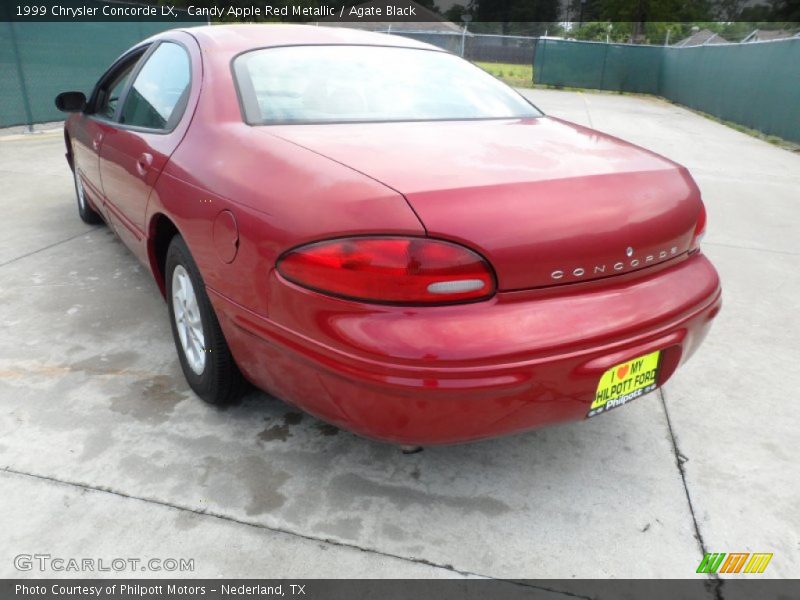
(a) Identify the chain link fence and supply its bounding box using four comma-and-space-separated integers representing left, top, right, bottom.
379, 30, 537, 64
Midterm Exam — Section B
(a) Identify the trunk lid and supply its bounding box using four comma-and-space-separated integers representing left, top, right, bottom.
269, 117, 702, 291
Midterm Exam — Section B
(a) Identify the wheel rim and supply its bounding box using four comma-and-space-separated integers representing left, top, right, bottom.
75, 170, 86, 211
172, 265, 207, 375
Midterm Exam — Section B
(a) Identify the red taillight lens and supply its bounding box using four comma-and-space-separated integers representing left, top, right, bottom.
277, 237, 496, 304
690, 203, 707, 253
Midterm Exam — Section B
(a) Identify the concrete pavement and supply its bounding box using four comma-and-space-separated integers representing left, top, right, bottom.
520, 88, 800, 579
0, 90, 797, 588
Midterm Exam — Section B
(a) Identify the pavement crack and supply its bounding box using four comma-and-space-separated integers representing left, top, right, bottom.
1, 465, 582, 596
0, 230, 93, 269
659, 388, 725, 600
578, 92, 594, 128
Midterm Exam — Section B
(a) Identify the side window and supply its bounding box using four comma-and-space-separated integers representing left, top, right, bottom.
119, 42, 191, 130
95, 59, 139, 120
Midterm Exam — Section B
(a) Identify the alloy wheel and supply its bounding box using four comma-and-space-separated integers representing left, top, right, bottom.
171, 264, 207, 375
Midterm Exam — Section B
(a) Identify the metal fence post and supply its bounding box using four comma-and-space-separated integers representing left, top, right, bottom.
537, 39, 547, 84
6, 21, 35, 131
599, 42, 609, 90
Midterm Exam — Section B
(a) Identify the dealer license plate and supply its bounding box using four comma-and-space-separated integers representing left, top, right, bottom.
588, 350, 661, 418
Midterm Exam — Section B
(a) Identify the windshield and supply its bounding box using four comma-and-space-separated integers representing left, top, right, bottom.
233, 45, 542, 125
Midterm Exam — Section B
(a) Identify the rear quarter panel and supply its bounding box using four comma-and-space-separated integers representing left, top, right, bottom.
151, 131, 424, 316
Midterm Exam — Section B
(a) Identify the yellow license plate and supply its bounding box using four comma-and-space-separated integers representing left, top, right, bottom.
588, 350, 661, 418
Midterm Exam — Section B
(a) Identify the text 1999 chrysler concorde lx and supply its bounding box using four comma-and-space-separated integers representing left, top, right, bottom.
55, 25, 721, 445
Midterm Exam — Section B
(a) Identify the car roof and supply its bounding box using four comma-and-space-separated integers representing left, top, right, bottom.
177, 24, 443, 55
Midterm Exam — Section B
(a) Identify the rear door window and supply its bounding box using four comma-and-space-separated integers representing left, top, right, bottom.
119, 42, 190, 130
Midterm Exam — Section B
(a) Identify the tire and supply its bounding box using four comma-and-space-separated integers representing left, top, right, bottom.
165, 235, 247, 405
73, 167, 104, 225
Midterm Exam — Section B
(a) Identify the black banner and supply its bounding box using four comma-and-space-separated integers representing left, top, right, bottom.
2, 0, 799, 23
3, 580, 800, 600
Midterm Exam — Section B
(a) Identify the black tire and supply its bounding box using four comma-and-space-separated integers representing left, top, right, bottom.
72, 166, 104, 225
165, 235, 247, 405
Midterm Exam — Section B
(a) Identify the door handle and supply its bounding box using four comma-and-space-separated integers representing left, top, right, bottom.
135, 152, 153, 176
92, 134, 103, 152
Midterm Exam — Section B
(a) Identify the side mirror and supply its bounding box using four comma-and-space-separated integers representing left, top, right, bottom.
55, 91, 86, 113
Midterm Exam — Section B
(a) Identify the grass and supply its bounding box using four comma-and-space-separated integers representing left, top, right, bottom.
475, 62, 534, 88
682, 107, 799, 152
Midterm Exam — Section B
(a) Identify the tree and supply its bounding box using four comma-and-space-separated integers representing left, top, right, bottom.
572, 22, 616, 41
443, 3, 468, 23
565, 0, 715, 42
472, 0, 561, 36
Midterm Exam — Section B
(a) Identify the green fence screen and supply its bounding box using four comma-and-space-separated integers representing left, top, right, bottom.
535, 39, 663, 94
534, 38, 800, 144
5, 22, 799, 143
1, 19, 198, 128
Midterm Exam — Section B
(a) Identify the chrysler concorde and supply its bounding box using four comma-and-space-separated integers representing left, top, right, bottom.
56, 25, 721, 445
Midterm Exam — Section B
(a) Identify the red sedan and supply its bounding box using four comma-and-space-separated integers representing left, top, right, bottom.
56, 25, 721, 445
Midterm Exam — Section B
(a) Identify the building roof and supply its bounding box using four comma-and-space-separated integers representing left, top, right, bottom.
673, 29, 728, 47
741, 29, 796, 43
319, 0, 463, 34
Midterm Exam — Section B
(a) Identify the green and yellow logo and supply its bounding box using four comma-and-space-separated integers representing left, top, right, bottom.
697, 552, 773, 574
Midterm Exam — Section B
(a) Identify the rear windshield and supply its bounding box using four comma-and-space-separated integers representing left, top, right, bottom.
232, 45, 542, 125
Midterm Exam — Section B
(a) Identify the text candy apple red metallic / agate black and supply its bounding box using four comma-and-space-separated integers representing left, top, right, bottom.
57, 24, 721, 445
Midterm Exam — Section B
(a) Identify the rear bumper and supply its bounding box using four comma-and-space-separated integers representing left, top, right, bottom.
210, 253, 721, 445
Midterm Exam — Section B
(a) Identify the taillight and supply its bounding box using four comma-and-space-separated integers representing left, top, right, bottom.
689, 203, 707, 254
276, 236, 496, 304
